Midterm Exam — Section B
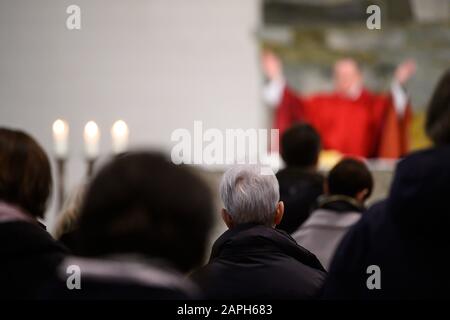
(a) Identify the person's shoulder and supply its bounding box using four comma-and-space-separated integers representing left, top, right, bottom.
47, 255, 200, 300
43, 275, 198, 300
335, 200, 385, 244
390, 145, 450, 197
0, 220, 67, 253
277, 167, 324, 182
398, 145, 450, 168
362, 200, 387, 223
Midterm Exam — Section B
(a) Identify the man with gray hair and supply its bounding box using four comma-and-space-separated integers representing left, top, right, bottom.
191, 165, 326, 299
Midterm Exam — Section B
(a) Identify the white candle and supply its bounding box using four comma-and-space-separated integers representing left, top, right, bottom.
84, 121, 100, 159
52, 119, 69, 158
111, 120, 129, 154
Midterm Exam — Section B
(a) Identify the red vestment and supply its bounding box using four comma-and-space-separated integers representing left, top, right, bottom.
274, 86, 411, 158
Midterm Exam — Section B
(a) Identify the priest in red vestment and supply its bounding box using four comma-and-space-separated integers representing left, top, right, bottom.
263, 52, 416, 158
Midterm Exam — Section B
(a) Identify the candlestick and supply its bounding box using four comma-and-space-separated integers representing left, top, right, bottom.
86, 158, 96, 178
52, 119, 69, 159
83, 121, 100, 160
56, 158, 66, 210
111, 120, 129, 154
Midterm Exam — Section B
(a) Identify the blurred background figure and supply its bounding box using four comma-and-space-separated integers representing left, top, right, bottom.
0, 128, 67, 299
293, 158, 373, 270
191, 165, 326, 299
48, 152, 214, 299
276, 123, 324, 234
53, 183, 86, 254
263, 51, 415, 158
323, 69, 450, 299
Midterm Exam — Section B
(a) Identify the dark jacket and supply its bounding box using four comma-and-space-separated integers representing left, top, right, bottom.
0, 203, 67, 299
58, 228, 83, 255
323, 145, 450, 299
276, 167, 324, 234
191, 223, 327, 299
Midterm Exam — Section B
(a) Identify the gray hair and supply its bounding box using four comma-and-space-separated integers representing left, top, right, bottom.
219, 165, 280, 226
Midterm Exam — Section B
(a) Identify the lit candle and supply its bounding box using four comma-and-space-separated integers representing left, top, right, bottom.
84, 121, 100, 159
52, 119, 69, 159
111, 120, 129, 154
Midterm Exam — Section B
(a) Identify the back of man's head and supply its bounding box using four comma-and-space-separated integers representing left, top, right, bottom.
281, 123, 321, 168
327, 158, 373, 201
78, 151, 214, 273
220, 165, 280, 227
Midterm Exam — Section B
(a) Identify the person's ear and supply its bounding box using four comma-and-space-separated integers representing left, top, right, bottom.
221, 208, 234, 229
355, 188, 369, 204
273, 201, 284, 226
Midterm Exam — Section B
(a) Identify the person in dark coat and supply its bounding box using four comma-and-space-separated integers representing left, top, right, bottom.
191, 165, 326, 299
322, 69, 450, 299
0, 128, 67, 299
276, 123, 324, 234
45, 152, 214, 299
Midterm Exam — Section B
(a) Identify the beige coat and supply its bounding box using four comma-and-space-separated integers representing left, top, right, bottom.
292, 209, 361, 270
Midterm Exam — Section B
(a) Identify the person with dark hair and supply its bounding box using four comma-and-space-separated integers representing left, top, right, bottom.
322, 69, 450, 299
292, 158, 373, 269
281, 122, 321, 168
276, 123, 324, 233
327, 158, 373, 200
191, 165, 326, 299
48, 152, 214, 299
0, 127, 67, 299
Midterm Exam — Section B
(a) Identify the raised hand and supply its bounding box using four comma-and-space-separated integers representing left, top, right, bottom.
262, 50, 284, 81
394, 59, 416, 85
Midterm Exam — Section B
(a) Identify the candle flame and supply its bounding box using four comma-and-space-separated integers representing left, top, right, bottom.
52, 119, 69, 158
53, 119, 68, 135
111, 120, 129, 138
84, 121, 99, 138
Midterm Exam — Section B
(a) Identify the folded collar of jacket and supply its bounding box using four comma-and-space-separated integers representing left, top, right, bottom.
59, 254, 198, 295
0, 201, 34, 223
0, 201, 47, 229
210, 223, 325, 272
317, 195, 364, 213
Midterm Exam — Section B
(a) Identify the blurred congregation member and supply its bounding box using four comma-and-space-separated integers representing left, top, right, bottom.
293, 158, 373, 270
48, 152, 214, 299
0, 128, 67, 299
53, 183, 86, 254
191, 165, 326, 299
323, 69, 450, 299
263, 51, 414, 158
276, 123, 324, 233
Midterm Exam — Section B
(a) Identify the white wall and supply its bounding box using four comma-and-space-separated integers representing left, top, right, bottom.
0, 0, 263, 227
